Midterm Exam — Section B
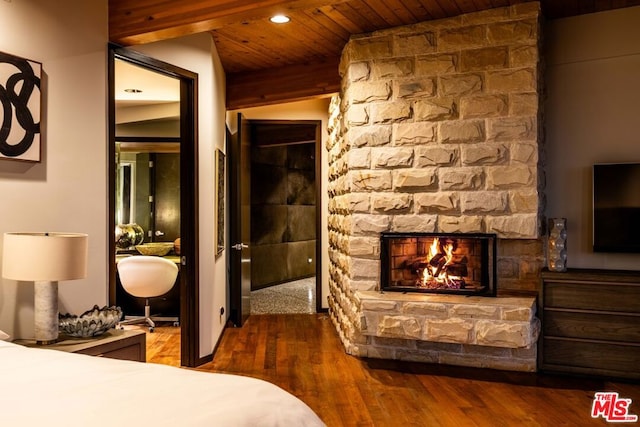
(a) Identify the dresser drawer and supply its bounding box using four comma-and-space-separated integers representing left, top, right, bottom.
543, 281, 640, 313
543, 310, 640, 342
542, 338, 640, 379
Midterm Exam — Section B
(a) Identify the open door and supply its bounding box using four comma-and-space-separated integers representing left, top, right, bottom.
229, 113, 251, 326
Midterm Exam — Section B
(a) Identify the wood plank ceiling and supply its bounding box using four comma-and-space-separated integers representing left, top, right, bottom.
109, 0, 640, 109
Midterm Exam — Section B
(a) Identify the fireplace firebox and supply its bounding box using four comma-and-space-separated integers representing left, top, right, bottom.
380, 232, 497, 296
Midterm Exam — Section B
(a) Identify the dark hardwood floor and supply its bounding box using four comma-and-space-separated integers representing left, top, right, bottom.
138, 314, 640, 426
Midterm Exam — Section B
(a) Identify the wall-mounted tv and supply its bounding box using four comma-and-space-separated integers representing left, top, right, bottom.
593, 163, 640, 253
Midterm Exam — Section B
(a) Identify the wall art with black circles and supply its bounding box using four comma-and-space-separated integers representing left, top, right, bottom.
0, 51, 41, 162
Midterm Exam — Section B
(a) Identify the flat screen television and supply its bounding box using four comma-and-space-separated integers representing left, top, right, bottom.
593, 163, 640, 253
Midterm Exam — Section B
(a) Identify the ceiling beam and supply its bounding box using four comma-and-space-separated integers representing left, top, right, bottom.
109, 0, 351, 45
226, 58, 341, 110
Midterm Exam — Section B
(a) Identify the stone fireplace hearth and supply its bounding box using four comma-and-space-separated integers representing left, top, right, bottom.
327, 3, 544, 371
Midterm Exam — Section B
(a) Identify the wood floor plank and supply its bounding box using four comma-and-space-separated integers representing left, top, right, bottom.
140, 315, 640, 427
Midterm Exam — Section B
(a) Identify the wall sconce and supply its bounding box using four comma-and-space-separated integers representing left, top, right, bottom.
2, 232, 88, 344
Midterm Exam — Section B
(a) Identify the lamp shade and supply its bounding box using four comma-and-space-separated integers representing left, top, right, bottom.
2, 232, 88, 281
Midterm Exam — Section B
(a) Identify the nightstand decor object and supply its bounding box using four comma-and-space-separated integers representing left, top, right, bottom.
59, 305, 122, 338
1, 232, 88, 345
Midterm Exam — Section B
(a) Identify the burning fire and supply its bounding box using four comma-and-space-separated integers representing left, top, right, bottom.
419, 238, 464, 289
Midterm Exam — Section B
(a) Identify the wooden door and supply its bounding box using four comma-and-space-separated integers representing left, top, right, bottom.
229, 113, 251, 326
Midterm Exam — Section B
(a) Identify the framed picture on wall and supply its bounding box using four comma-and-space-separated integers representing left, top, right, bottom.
0, 51, 41, 162
216, 148, 225, 257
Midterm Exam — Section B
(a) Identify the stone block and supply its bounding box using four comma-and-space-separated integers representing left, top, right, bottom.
460, 95, 507, 119
378, 315, 423, 339
439, 167, 484, 190
475, 321, 531, 348
396, 79, 436, 99
439, 26, 486, 50
488, 116, 536, 141
391, 215, 437, 233
348, 193, 371, 213
351, 280, 378, 291
415, 193, 459, 214
440, 73, 483, 97
394, 169, 438, 190
487, 19, 537, 45
372, 336, 417, 348
462, 144, 506, 165
349, 36, 393, 61
486, 68, 536, 93
351, 258, 380, 280
425, 318, 474, 343
373, 58, 414, 78
348, 148, 371, 169
439, 120, 485, 143
349, 236, 380, 258
461, 6, 509, 24
372, 147, 414, 168
350, 170, 392, 191
394, 32, 436, 56
486, 214, 538, 238
460, 47, 509, 72
395, 349, 439, 363
347, 104, 369, 126
394, 122, 437, 145
510, 45, 538, 67
415, 53, 458, 76
352, 214, 390, 235
439, 216, 484, 233
510, 142, 538, 164
415, 147, 459, 166
349, 125, 392, 148
510, 92, 538, 116
502, 307, 533, 322
413, 98, 457, 121
509, 190, 539, 213
350, 81, 392, 104
361, 299, 398, 311
347, 62, 370, 82
461, 191, 508, 214
372, 193, 412, 213
486, 166, 533, 188
402, 302, 448, 317
370, 102, 412, 124
450, 304, 499, 319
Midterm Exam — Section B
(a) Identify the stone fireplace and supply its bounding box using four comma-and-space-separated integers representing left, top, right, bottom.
327, 3, 544, 371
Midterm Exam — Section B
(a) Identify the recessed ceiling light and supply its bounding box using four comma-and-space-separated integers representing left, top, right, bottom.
270, 14, 290, 24
124, 88, 142, 93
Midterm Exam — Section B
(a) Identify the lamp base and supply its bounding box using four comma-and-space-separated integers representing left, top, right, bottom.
34, 280, 59, 345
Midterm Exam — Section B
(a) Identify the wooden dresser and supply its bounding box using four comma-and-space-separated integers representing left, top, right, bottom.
15, 328, 146, 362
539, 268, 640, 380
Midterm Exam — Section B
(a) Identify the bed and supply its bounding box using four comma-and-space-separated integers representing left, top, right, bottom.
0, 339, 325, 426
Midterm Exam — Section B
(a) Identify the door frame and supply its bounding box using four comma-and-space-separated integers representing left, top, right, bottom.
228, 118, 323, 321
107, 45, 200, 367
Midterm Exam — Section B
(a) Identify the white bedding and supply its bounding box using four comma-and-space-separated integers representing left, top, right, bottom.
0, 340, 325, 426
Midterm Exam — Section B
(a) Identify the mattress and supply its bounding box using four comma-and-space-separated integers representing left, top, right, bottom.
0, 340, 325, 426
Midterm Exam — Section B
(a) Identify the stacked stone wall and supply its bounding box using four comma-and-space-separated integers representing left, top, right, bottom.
327, 2, 545, 370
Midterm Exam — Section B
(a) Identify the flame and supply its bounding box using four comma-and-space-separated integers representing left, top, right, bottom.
420, 238, 461, 289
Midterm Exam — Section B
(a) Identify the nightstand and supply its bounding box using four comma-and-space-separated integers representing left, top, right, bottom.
14, 328, 146, 362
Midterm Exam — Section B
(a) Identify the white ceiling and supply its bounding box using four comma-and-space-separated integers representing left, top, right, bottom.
115, 59, 180, 107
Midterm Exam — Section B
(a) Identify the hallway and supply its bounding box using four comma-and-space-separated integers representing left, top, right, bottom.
250, 277, 316, 314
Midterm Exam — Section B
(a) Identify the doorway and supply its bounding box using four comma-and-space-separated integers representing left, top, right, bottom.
229, 118, 322, 324
108, 46, 200, 367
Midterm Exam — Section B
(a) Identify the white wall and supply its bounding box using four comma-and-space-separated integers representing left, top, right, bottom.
545, 6, 640, 270
0, 1, 109, 339
229, 98, 332, 309
131, 34, 228, 357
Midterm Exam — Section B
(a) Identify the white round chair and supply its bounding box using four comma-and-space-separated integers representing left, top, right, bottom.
117, 255, 179, 332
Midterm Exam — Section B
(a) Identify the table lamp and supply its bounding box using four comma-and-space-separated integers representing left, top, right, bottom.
2, 232, 88, 344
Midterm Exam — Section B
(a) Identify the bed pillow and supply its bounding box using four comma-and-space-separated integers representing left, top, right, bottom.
0, 330, 9, 341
